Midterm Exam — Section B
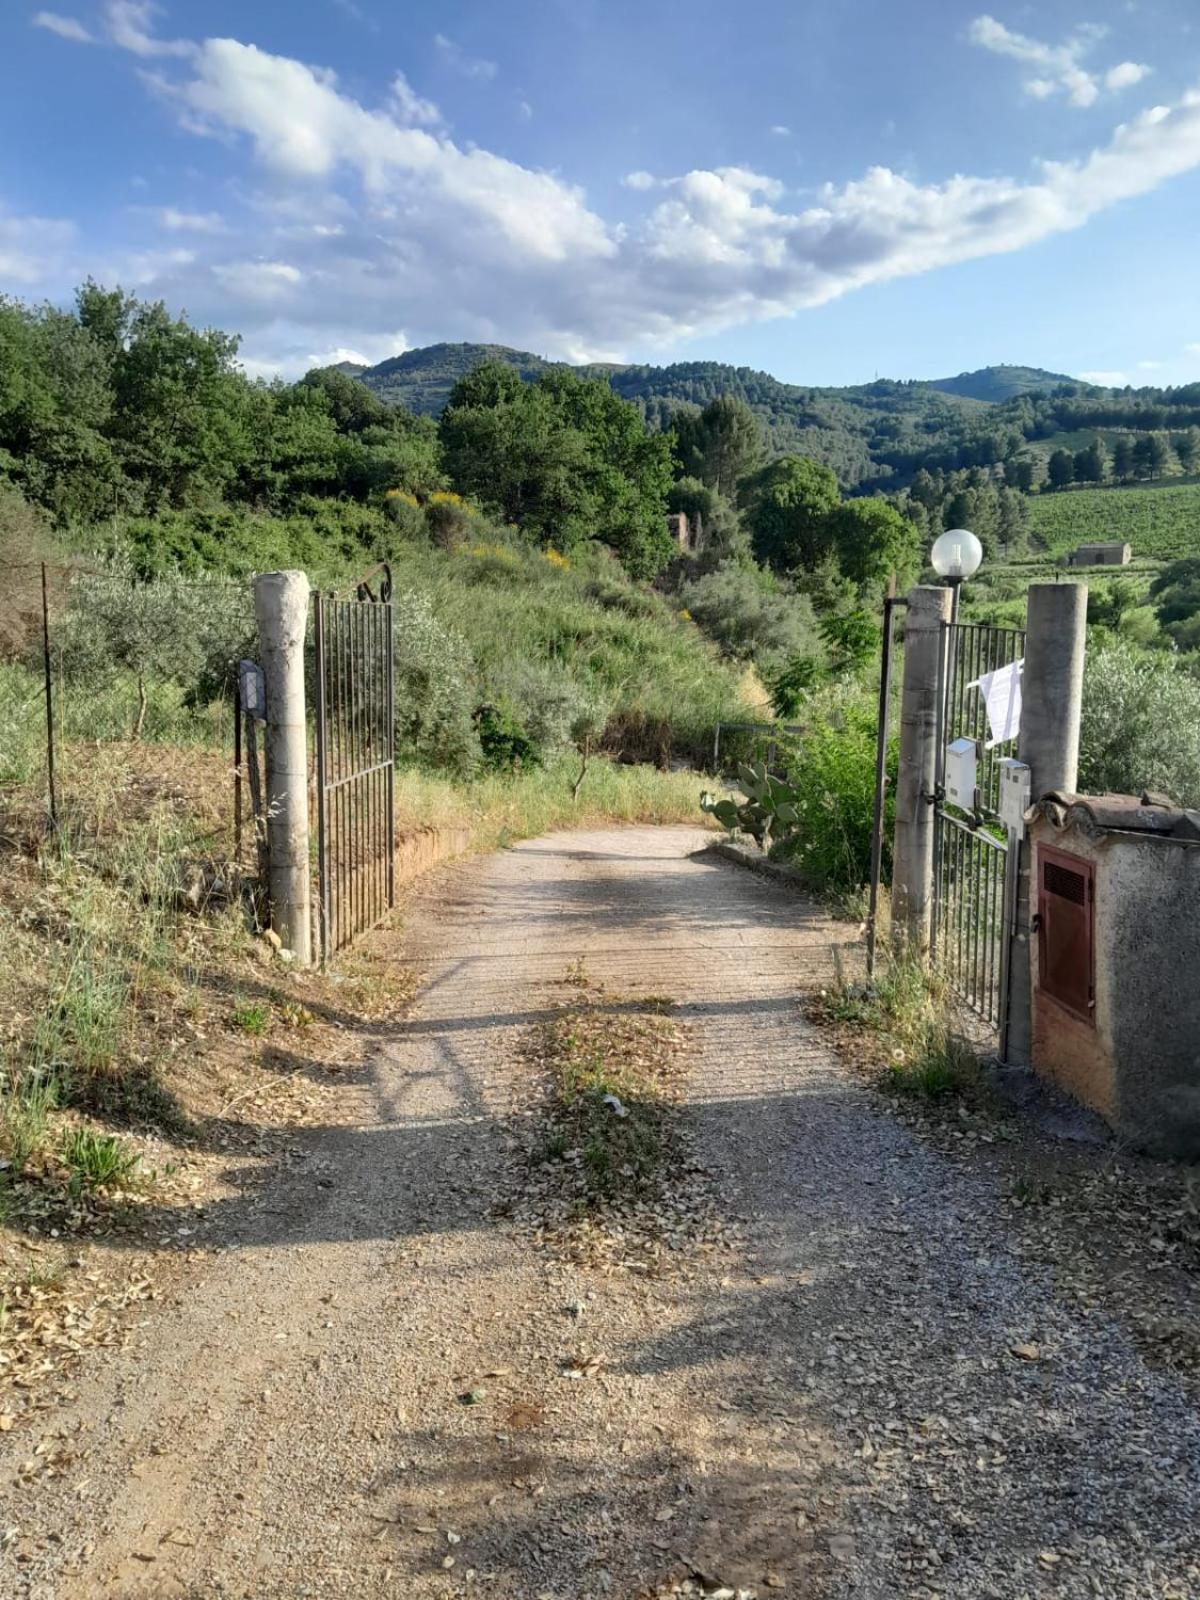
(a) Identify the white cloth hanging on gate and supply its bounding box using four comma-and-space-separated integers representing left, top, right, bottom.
967, 658, 1023, 748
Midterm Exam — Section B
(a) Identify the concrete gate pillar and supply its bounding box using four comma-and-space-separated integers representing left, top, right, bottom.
891, 584, 953, 955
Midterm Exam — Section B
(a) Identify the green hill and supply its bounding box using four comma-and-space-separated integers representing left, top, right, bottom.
354, 347, 1029, 490
927, 365, 1073, 403
349, 345, 1200, 514
362, 342, 557, 415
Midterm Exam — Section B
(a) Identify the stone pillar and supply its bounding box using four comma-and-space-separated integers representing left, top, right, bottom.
1005, 581, 1088, 1065
253, 571, 312, 967
891, 584, 953, 954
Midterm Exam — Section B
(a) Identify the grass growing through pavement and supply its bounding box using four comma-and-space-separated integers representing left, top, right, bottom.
818, 949, 982, 1103
530, 980, 688, 1207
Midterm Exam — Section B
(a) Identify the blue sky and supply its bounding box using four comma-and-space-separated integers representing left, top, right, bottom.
4, 0, 1200, 386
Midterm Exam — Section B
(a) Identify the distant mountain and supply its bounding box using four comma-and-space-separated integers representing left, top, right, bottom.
926, 365, 1074, 403
358, 342, 557, 415
351, 345, 1168, 491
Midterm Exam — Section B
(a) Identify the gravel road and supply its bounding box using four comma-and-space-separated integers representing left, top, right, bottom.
3, 825, 1199, 1599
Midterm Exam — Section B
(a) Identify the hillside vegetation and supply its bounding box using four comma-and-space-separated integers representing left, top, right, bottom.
1027, 480, 1200, 562
926, 365, 1073, 404
353, 342, 1200, 511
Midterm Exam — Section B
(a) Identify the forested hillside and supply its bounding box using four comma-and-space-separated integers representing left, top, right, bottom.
355, 343, 1200, 501
926, 365, 1073, 403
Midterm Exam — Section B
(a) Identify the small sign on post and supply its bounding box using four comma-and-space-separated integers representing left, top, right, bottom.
239, 659, 266, 721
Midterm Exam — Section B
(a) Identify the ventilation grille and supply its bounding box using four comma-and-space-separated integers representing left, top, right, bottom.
1044, 859, 1087, 905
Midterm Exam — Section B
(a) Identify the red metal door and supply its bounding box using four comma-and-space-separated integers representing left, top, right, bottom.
1037, 846, 1095, 1022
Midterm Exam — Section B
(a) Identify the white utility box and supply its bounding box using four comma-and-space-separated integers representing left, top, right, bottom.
944, 737, 978, 811
998, 757, 1032, 837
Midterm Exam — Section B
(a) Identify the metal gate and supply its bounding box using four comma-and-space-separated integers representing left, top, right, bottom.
313, 567, 395, 962
931, 619, 1025, 1035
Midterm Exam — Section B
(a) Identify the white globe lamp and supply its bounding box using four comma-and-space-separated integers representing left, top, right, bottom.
930, 528, 983, 621
931, 528, 983, 581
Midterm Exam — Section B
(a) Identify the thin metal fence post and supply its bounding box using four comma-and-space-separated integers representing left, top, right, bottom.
234, 675, 243, 863
314, 593, 330, 965
386, 601, 395, 912
41, 562, 58, 830
866, 594, 901, 977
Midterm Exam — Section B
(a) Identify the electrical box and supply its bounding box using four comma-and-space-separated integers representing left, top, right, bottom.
944, 737, 978, 811
998, 757, 1032, 837
239, 658, 266, 722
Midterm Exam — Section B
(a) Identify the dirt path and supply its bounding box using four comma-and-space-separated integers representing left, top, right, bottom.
4, 825, 1200, 1599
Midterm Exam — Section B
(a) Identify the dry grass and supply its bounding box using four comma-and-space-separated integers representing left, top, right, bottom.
393, 752, 713, 853
507, 969, 737, 1277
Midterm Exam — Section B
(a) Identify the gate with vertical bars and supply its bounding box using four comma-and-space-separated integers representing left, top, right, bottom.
313, 566, 395, 962
931, 619, 1025, 1036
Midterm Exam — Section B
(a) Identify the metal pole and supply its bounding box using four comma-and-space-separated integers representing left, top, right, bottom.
866, 595, 902, 976
314, 594, 330, 965
1004, 582, 1088, 1067
253, 571, 313, 967
233, 676, 243, 864
385, 601, 395, 911
892, 585, 954, 956
41, 562, 58, 831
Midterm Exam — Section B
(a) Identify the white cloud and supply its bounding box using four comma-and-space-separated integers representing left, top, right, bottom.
110, 245, 196, 285
212, 259, 303, 300
32, 11, 94, 43
106, 1, 193, 59
305, 330, 406, 368
1186, 343, 1200, 357
433, 33, 496, 82
1106, 61, 1151, 91
770, 125, 791, 137
33, 24, 1200, 373
169, 38, 612, 266
1080, 369, 1129, 385
969, 15, 1150, 108
155, 206, 225, 232
517, 99, 533, 121
1137, 358, 1165, 370
390, 70, 442, 129
0, 205, 76, 283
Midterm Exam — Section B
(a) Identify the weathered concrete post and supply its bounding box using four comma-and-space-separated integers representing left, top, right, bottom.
892, 584, 953, 954
1005, 581, 1088, 1066
254, 571, 312, 967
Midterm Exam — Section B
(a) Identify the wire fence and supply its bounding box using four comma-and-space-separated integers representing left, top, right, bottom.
1, 561, 254, 866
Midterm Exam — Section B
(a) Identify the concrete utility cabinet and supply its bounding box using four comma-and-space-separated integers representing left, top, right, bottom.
1068, 542, 1131, 568
1028, 791, 1200, 1159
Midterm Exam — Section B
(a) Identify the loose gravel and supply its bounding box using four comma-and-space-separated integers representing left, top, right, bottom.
1, 824, 1198, 1599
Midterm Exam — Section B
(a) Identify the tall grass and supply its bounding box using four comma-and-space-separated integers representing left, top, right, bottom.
395, 752, 713, 852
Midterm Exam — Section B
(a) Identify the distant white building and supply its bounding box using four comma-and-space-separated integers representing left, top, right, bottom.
1068, 542, 1131, 568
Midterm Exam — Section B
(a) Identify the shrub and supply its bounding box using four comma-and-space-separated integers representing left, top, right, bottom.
474, 703, 540, 772
382, 490, 428, 544
1080, 639, 1200, 805
676, 564, 822, 675
51, 566, 253, 733
770, 684, 890, 892
769, 654, 823, 718
706, 682, 891, 894
425, 490, 475, 550
391, 588, 481, 776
